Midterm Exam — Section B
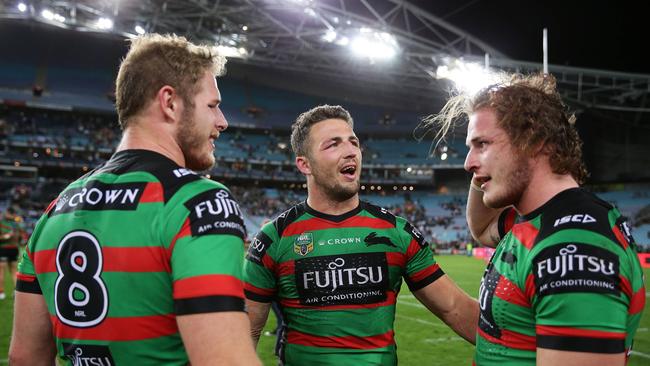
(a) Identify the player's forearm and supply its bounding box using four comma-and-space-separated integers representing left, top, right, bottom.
442, 295, 479, 344
466, 179, 503, 246
245, 299, 271, 348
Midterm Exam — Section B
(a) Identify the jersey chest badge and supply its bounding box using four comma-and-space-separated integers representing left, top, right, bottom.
294, 232, 314, 256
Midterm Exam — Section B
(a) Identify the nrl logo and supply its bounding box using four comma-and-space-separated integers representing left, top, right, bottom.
294, 232, 314, 256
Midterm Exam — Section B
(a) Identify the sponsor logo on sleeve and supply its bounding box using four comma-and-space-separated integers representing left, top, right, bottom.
62, 343, 115, 366
295, 252, 388, 306
478, 263, 502, 339
617, 220, 636, 245
533, 243, 620, 297
184, 188, 246, 240
246, 231, 272, 265
173, 168, 195, 178
51, 182, 146, 216
293, 233, 314, 256
403, 222, 429, 248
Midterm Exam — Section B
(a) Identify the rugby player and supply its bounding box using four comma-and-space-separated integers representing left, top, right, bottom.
433, 73, 645, 366
244, 105, 478, 365
9, 34, 261, 366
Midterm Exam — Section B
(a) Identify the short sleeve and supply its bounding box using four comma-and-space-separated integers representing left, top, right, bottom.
243, 225, 278, 303
401, 220, 444, 291
165, 184, 247, 315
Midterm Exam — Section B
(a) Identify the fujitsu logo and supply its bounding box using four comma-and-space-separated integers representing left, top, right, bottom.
62, 344, 115, 366
536, 244, 616, 279
66, 347, 113, 366
194, 189, 241, 219
302, 257, 383, 292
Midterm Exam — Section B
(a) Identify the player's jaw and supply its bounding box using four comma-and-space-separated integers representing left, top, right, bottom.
177, 114, 218, 171
479, 151, 531, 209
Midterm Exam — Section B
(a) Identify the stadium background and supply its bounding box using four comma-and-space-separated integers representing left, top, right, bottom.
0, 0, 649, 364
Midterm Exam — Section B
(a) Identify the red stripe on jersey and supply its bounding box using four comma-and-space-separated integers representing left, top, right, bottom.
282, 216, 393, 237
263, 255, 278, 273
478, 328, 536, 351
611, 225, 629, 249
280, 291, 397, 310
629, 286, 646, 315
34, 249, 56, 273
503, 208, 517, 233
44, 198, 58, 215
140, 182, 164, 203
536, 325, 626, 339
386, 252, 405, 267
102, 246, 170, 273
50, 314, 177, 341
288, 329, 394, 349
16, 273, 36, 282
511, 222, 538, 250
244, 282, 276, 297
34, 247, 171, 274
174, 274, 244, 299
524, 274, 536, 301
277, 260, 294, 276
405, 239, 420, 260
408, 264, 441, 283
25, 244, 34, 262
169, 218, 191, 254
495, 275, 530, 308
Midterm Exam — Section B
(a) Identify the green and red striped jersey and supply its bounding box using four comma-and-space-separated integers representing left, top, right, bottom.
244, 201, 443, 366
16, 150, 247, 366
475, 188, 645, 366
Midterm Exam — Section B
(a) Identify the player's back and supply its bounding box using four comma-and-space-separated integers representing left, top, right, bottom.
19, 150, 243, 365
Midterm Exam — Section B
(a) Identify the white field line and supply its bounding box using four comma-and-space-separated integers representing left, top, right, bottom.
631, 350, 650, 359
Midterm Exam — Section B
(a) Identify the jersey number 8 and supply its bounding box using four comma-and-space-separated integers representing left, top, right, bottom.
55, 231, 109, 328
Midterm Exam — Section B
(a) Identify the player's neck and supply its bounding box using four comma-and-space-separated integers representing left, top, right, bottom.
306, 189, 359, 216
116, 121, 186, 168
515, 164, 579, 216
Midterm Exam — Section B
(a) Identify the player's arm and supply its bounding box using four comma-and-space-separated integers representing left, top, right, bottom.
246, 299, 272, 347
9, 292, 57, 365
466, 177, 510, 247
413, 276, 479, 344
177, 311, 261, 366
537, 349, 624, 366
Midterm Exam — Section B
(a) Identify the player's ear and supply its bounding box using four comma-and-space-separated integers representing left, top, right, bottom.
295, 155, 311, 176
157, 85, 182, 124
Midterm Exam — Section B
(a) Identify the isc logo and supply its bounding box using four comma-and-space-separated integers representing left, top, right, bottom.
553, 214, 596, 227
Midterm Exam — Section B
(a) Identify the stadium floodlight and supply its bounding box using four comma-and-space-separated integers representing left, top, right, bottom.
216, 45, 248, 59
18, 3, 27, 12
304, 8, 316, 17
435, 58, 500, 95
96, 17, 113, 30
41, 9, 54, 20
242, 25, 248, 31
134, 25, 145, 35
440, 152, 448, 161
335, 36, 349, 46
350, 28, 398, 61
322, 29, 337, 43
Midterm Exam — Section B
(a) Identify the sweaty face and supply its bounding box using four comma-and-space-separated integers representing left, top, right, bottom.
177, 71, 228, 171
464, 109, 532, 209
305, 119, 362, 202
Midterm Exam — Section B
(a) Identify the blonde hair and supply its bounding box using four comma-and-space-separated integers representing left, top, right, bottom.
115, 34, 226, 128
425, 73, 588, 184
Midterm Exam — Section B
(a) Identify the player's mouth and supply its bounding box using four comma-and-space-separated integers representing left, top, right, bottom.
474, 175, 491, 189
209, 133, 219, 149
339, 163, 357, 181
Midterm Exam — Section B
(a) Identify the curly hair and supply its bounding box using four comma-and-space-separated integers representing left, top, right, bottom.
115, 34, 226, 129
291, 105, 354, 157
426, 73, 588, 184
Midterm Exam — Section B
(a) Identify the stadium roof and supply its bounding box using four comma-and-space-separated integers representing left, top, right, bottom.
2, 0, 650, 116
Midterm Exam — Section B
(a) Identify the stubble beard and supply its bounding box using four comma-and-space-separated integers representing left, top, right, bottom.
177, 106, 215, 171
483, 156, 531, 209
311, 163, 360, 203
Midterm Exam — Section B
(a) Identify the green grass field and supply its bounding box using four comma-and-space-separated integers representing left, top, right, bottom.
1, 256, 649, 365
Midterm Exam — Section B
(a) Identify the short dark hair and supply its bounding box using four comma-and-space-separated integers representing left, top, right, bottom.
290, 105, 354, 157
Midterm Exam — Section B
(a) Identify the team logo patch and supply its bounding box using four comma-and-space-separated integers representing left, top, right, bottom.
62, 343, 115, 366
184, 188, 246, 240
294, 233, 314, 256
295, 252, 388, 306
533, 243, 620, 297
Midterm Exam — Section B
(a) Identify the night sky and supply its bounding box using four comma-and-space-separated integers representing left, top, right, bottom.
414, 0, 648, 74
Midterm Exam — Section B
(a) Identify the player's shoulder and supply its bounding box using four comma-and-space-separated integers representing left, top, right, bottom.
268, 201, 308, 237
530, 188, 625, 247
361, 201, 398, 227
